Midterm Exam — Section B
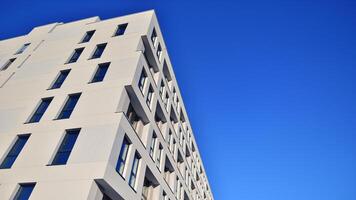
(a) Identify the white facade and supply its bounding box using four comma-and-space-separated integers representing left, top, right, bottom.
0, 10, 213, 200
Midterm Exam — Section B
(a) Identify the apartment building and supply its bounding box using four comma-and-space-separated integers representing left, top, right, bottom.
0, 10, 213, 200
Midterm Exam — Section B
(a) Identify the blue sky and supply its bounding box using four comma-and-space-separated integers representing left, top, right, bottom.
1, 0, 356, 199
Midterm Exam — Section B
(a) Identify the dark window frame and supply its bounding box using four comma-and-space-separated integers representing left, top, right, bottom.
13, 183, 36, 200
1, 58, 16, 71
90, 62, 110, 83
0, 134, 30, 169
56, 93, 81, 120
15, 43, 31, 55
27, 97, 53, 123
90, 43, 107, 59
80, 30, 96, 43
66, 48, 84, 64
113, 23, 128, 36
50, 129, 80, 165
49, 69, 71, 89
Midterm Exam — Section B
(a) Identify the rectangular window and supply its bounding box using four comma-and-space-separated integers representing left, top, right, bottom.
156, 44, 162, 61
149, 133, 157, 158
138, 69, 147, 92
164, 92, 169, 109
57, 93, 81, 119
50, 69, 70, 89
0, 134, 30, 169
129, 152, 140, 190
156, 144, 163, 165
80, 30, 95, 43
168, 130, 173, 151
13, 183, 36, 200
90, 62, 110, 83
15, 43, 31, 54
114, 23, 128, 36
28, 97, 53, 123
67, 48, 84, 63
1, 58, 16, 71
116, 137, 131, 175
51, 129, 80, 165
90, 43, 107, 59
151, 28, 157, 46
146, 85, 154, 108
159, 81, 165, 97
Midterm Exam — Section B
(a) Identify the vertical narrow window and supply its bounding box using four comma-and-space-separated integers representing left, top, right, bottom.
164, 92, 169, 109
138, 69, 147, 93
146, 85, 154, 108
90, 43, 107, 59
80, 30, 95, 43
156, 144, 163, 166
28, 97, 53, 123
67, 48, 84, 63
50, 69, 70, 89
149, 133, 157, 158
151, 28, 157, 46
1, 58, 16, 71
162, 191, 168, 200
51, 129, 80, 165
159, 81, 165, 97
57, 93, 81, 119
116, 137, 131, 175
90, 62, 110, 83
168, 130, 173, 151
0, 134, 30, 169
156, 44, 162, 61
114, 23, 128, 36
15, 43, 31, 55
13, 183, 36, 200
129, 152, 140, 190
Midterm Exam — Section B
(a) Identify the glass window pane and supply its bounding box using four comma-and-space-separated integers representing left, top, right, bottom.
51, 70, 70, 89
91, 63, 110, 83
51, 129, 80, 165
57, 93, 81, 119
28, 98, 53, 123
114, 23, 128, 36
91, 43, 107, 59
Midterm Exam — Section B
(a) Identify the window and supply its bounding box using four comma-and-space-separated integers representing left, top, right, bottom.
1, 58, 16, 71
13, 183, 36, 200
156, 44, 163, 61
168, 130, 173, 151
90, 43, 107, 59
138, 69, 147, 92
164, 92, 169, 109
116, 136, 131, 175
51, 129, 80, 165
129, 152, 140, 190
28, 97, 53, 123
0, 134, 30, 169
15, 43, 30, 54
90, 62, 110, 83
159, 81, 165, 97
67, 48, 84, 63
163, 191, 169, 200
80, 30, 95, 43
57, 93, 81, 119
114, 23, 128, 36
50, 69, 70, 89
149, 133, 157, 158
151, 28, 157, 46
156, 144, 163, 166
146, 85, 154, 108
126, 104, 141, 131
